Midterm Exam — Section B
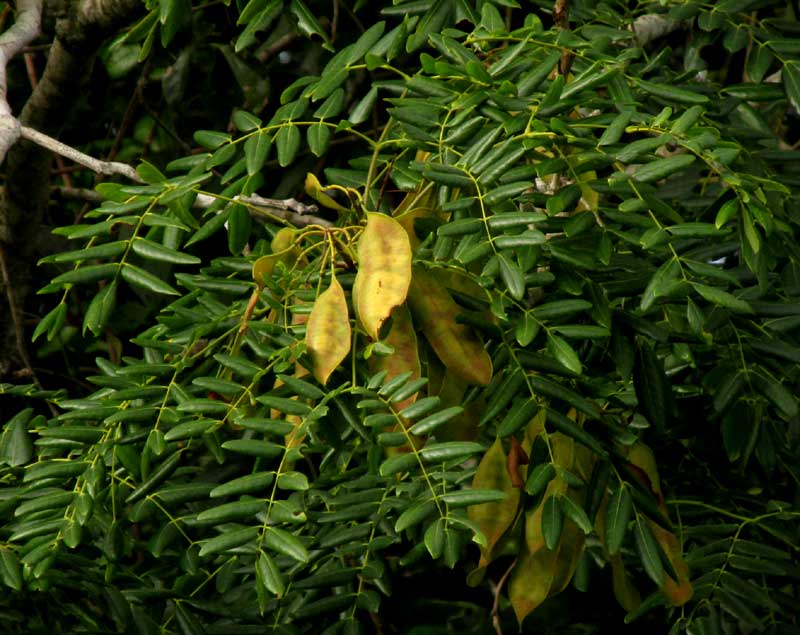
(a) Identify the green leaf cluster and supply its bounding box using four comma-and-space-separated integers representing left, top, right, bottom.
3, 0, 800, 633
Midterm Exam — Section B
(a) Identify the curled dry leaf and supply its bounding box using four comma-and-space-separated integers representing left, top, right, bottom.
252, 228, 301, 287
353, 212, 412, 340
304, 172, 349, 212
305, 277, 351, 385
407, 267, 493, 386
507, 436, 529, 488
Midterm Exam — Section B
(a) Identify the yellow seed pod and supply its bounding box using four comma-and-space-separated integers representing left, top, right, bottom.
353, 213, 412, 341
509, 542, 558, 623
468, 438, 521, 567
436, 269, 490, 304
406, 267, 492, 386
305, 277, 351, 385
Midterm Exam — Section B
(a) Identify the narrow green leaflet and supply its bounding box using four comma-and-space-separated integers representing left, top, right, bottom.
262, 527, 309, 563
561, 495, 593, 534
409, 406, 463, 436
276, 125, 301, 167
131, 238, 200, 264
121, 264, 179, 295
641, 259, 681, 311
52, 263, 118, 285
307, 123, 331, 156
210, 472, 275, 498
783, 60, 800, 112
633, 155, 696, 183
0, 410, 34, 467
349, 86, 378, 124
199, 527, 259, 557
498, 254, 526, 300
0, 547, 22, 591
256, 550, 285, 600
634, 78, 710, 104
438, 489, 505, 507
542, 495, 564, 550
395, 499, 436, 532
547, 334, 582, 375
194, 130, 231, 149
605, 485, 632, 555
525, 463, 555, 497
290, 0, 332, 48
634, 516, 665, 587
692, 283, 753, 314
245, 130, 272, 175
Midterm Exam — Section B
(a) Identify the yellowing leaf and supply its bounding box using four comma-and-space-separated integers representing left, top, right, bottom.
626, 441, 693, 606
626, 440, 662, 498
651, 522, 693, 606
611, 554, 642, 612
353, 213, 413, 340
305, 277, 351, 385
407, 267, 492, 386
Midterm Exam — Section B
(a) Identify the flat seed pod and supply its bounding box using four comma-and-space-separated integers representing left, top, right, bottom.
467, 437, 520, 567
305, 277, 351, 385
354, 213, 412, 340
407, 267, 492, 386
509, 543, 558, 623
369, 304, 421, 414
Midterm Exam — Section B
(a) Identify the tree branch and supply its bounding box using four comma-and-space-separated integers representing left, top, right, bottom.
20, 125, 143, 182
195, 192, 332, 228
0, 0, 43, 163
631, 14, 683, 46
52, 185, 329, 229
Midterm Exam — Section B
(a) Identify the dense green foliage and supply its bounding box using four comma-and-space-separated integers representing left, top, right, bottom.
2, 0, 800, 633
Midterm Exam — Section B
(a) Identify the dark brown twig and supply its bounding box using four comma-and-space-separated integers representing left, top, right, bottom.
24, 50, 72, 188
553, 0, 574, 76
0, 242, 55, 414
491, 557, 518, 635
0, 244, 29, 372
